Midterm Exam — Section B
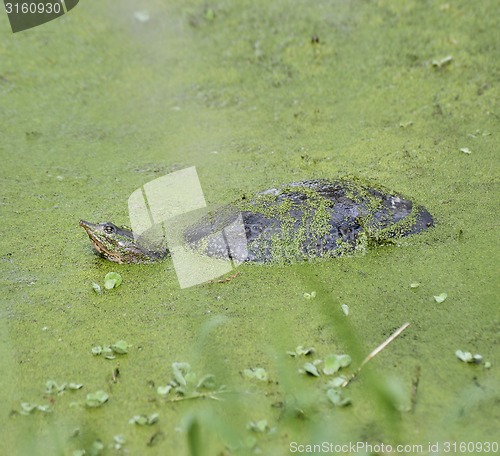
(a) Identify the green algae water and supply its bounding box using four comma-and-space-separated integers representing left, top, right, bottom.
1, 1, 498, 454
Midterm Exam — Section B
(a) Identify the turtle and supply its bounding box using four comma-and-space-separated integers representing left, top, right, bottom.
80, 177, 433, 264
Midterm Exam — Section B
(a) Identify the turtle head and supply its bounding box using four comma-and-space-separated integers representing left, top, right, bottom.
79, 220, 164, 263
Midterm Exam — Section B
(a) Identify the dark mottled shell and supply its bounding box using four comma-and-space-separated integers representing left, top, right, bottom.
184, 178, 433, 263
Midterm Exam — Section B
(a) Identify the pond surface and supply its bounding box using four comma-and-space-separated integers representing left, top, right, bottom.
1, 1, 498, 454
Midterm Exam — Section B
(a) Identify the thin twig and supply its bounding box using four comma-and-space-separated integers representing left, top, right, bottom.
341, 322, 411, 388
209, 271, 241, 284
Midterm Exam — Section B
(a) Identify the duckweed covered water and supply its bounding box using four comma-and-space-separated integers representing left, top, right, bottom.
1, 1, 498, 454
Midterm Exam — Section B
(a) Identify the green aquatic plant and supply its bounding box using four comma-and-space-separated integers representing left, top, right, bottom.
85, 391, 109, 408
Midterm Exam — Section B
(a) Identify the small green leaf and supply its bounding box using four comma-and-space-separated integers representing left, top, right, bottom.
327, 388, 351, 407
455, 350, 472, 363
20, 402, 37, 413
456, 349, 482, 364
409, 282, 420, 289
157, 385, 172, 396
303, 291, 316, 300
104, 279, 116, 289
341, 304, 349, 315
287, 345, 314, 357
88, 440, 105, 456
20, 403, 35, 414
129, 413, 159, 425
85, 390, 109, 408
185, 371, 197, 386
172, 362, 191, 386
20, 402, 52, 414
113, 435, 126, 450
45, 380, 66, 394
130, 415, 148, 425
104, 272, 122, 289
323, 354, 351, 375
243, 367, 268, 381
302, 362, 320, 377
327, 376, 347, 389
295, 345, 314, 356
92, 282, 102, 294
68, 383, 83, 390
36, 404, 52, 413
460, 147, 471, 154
196, 374, 216, 390
114, 435, 126, 445
247, 419, 269, 433
111, 340, 129, 354
91, 346, 102, 355
433, 292, 447, 303
473, 354, 483, 363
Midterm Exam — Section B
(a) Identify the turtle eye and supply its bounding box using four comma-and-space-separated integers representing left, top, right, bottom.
104, 224, 115, 234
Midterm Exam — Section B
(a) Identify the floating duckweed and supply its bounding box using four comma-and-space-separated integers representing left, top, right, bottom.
302, 362, 321, 377
87, 440, 104, 456
196, 374, 216, 390
455, 349, 483, 364
129, 413, 159, 425
323, 354, 352, 375
409, 282, 420, 289
327, 377, 348, 389
247, 419, 269, 433
20, 402, 52, 415
286, 345, 314, 357
455, 350, 473, 362
92, 282, 102, 294
157, 385, 172, 396
433, 292, 447, 303
68, 383, 83, 390
243, 367, 269, 382
460, 147, 471, 154
113, 435, 126, 450
111, 340, 129, 354
104, 272, 122, 289
303, 291, 316, 300
158, 362, 223, 401
85, 390, 109, 408
341, 304, 349, 315
92, 341, 129, 358
326, 388, 351, 407
172, 362, 193, 387
45, 380, 83, 395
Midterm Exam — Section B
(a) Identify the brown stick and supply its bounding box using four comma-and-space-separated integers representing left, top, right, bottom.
341, 322, 411, 388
